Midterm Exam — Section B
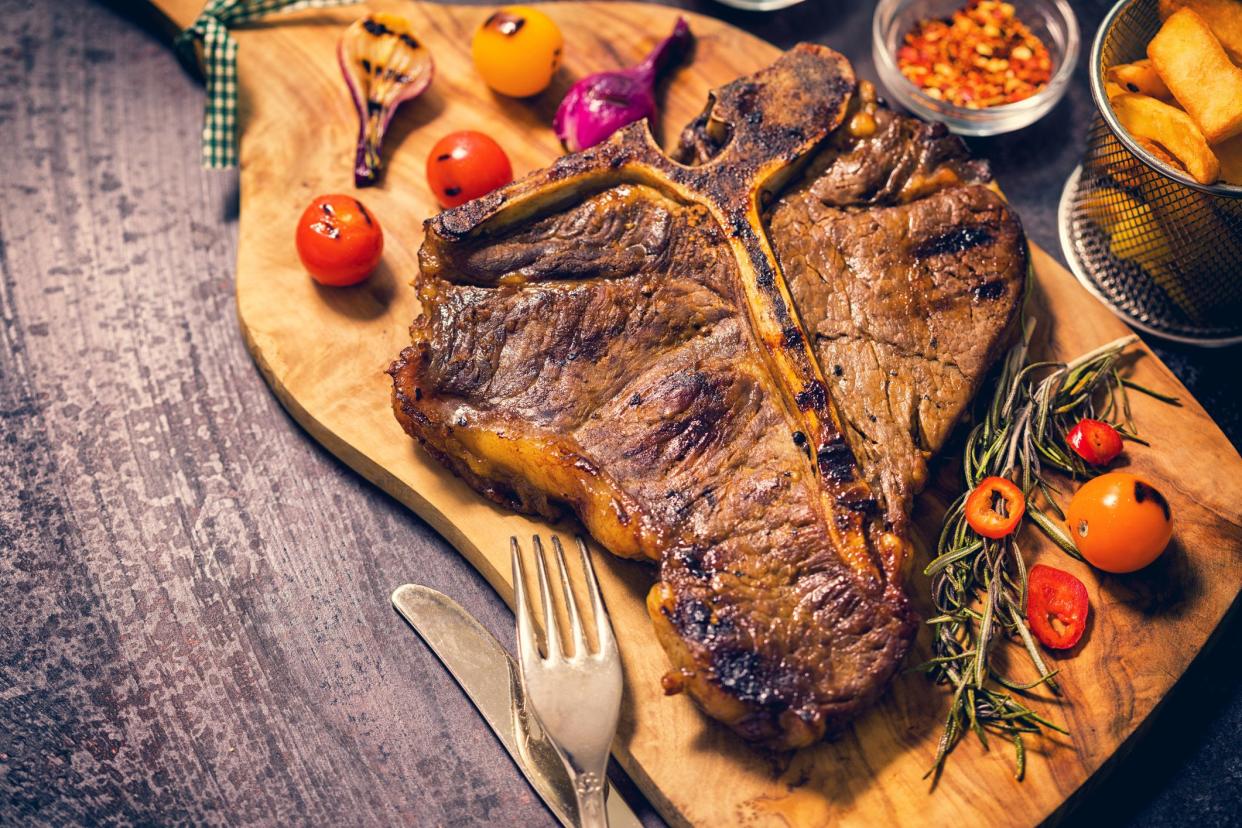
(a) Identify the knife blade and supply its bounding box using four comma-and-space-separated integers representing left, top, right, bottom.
392, 584, 643, 828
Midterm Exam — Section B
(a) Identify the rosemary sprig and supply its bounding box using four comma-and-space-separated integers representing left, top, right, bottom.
922, 317, 1175, 783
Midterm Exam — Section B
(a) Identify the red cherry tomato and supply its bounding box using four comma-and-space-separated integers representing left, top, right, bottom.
1066, 418, 1124, 466
964, 476, 1026, 539
295, 194, 383, 286
1026, 564, 1089, 650
426, 131, 514, 209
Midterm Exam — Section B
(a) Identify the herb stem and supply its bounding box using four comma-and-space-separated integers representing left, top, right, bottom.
923, 321, 1167, 782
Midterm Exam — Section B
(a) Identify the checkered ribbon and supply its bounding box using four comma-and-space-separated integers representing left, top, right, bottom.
176, 0, 359, 168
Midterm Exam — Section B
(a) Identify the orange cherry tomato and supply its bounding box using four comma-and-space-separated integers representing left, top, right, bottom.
295, 195, 383, 286
964, 476, 1026, 539
1066, 472, 1173, 573
471, 6, 563, 97
1026, 564, 1089, 650
426, 131, 514, 209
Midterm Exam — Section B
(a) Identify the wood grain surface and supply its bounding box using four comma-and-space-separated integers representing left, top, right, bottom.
2, 0, 1239, 826
139, 0, 1242, 825
0, 1, 559, 824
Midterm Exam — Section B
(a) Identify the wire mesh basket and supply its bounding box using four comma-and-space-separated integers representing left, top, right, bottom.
1059, 0, 1242, 345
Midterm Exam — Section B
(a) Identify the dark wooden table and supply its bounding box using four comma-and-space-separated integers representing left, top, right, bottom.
2, 0, 1238, 824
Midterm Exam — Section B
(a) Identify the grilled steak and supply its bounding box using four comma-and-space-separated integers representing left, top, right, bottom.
771, 94, 1026, 542
390, 47, 1026, 749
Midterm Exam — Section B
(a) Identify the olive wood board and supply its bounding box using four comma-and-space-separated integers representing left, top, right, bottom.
150, 1, 1242, 825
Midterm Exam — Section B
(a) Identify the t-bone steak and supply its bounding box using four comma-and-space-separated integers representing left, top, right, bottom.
389, 45, 1026, 749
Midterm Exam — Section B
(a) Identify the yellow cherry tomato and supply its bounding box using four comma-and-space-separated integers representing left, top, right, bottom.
1066, 472, 1173, 573
472, 6, 563, 97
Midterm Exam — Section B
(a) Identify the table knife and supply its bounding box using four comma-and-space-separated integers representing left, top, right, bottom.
391, 584, 643, 828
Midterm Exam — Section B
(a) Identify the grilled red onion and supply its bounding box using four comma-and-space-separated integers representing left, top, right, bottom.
553, 18, 692, 153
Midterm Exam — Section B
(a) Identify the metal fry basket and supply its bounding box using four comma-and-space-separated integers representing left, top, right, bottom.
1058, 0, 1242, 345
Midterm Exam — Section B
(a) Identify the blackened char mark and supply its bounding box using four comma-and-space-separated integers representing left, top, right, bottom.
670, 598, 732, 644
795, 380, 826, 410
711, 649, 790, 709
1135, 480, 1172, 521
840, 496, 877, 514
972, 280, 1005, 301
754, 258, 775, 289
816, 436, 857, 482
673, 548, 710, 579
913, 224, 996, 259
362, 18, 391, 37
484, 11, 525, 35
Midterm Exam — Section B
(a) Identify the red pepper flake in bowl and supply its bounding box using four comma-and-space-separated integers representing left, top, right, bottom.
897, 1, 1053, 109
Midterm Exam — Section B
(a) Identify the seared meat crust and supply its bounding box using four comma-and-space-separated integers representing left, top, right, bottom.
391, 49, 1025, 748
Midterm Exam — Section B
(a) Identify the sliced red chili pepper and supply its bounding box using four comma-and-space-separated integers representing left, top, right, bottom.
1066, 418, 1124, 466
1026, 564, 1089, 650
964, 476, 1026, 539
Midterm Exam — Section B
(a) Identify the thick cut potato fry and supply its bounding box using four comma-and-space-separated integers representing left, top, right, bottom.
1106, 60, 1173, 99
1111, 92, 1221, 183
1159, 0, 1242, 64
1149, 8, 1242, 143
1104, 80, 1127, 100
1215, 133, 1242, 183
1136, 136, 1183, 168
1104, 80, 1128, 100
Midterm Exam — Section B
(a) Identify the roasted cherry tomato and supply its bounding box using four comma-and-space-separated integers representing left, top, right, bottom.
426, 131, 514, 209
964, 476, 1026, 539
295, 194, 383, 286
1066, 418, 1124, 466
471, 6, 563, 97
1066, 472, 1173, 573
1026, 564, 1089, 650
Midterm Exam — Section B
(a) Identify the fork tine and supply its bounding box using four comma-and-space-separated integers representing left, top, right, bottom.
532, 535, 561, 660
577, 536, 616, 654
551, 536, 588, 658
511, 537, 540, 668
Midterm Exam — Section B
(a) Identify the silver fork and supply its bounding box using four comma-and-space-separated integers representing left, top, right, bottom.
512, 535, 622, 828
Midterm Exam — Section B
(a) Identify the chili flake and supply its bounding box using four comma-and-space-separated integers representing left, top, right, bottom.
897, 1, 1053, 109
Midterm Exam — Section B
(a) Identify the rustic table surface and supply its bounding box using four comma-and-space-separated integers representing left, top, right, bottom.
2, 0, 1238, 825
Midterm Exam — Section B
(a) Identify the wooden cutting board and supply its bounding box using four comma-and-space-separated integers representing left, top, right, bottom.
151, 1, 1242, 825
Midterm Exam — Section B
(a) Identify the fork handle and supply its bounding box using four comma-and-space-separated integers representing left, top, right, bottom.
570, 767, 608, 828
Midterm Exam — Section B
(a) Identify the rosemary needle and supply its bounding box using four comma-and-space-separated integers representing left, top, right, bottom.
922, 317, 1173, 783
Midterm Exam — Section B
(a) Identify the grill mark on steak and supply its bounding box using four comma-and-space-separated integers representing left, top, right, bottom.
391, 51, 1025, 749
913, 224, 997, 259
671, 598, 732, 643
972, 280, 1008, 301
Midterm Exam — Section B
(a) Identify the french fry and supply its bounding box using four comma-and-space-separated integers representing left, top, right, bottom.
1214, 132, 1242, 183
1148, 8, 1242, 143
1105, 60, 1173, 99
1135, 136, 1183, 170
1104, 80, 1128, 100
1159, 0, 1242, 64
1111, 92, 1221, 184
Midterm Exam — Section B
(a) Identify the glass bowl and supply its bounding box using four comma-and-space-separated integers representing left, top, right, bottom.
872, 0, 1080, 136
713, 0, 806, 9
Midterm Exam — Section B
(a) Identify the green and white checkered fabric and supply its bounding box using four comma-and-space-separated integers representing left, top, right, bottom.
176, 0, 359, 168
